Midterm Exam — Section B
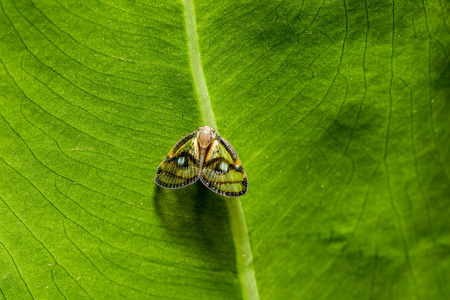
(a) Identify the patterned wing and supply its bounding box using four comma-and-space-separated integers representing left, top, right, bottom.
200, 135, 248, 197
155, 131, 200, 189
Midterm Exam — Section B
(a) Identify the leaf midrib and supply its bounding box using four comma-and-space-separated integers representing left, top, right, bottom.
181, 1, 259, 299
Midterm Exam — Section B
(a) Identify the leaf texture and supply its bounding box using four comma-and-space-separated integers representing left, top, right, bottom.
0, 0, 449, 299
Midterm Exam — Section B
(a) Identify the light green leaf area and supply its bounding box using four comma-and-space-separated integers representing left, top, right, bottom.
0, 0, 449, 299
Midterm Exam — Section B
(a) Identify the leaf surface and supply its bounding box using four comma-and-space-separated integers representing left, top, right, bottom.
0, 0, 449, 299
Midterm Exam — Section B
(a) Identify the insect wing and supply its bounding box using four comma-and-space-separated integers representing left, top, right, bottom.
201, 136, 248, 197
155, 132, 200, 189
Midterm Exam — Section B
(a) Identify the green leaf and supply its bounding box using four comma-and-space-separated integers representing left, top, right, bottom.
0, 0, 449, 299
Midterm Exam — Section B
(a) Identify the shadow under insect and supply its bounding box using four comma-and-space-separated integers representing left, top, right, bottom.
153, 183, 236, 272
